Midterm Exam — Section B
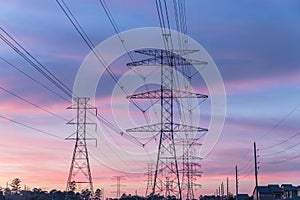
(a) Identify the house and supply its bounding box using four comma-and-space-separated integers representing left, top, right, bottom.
253, 184, 300, 200
253, 186, 273, 200
200, 195, 219, 200
236, 194, 249, 200
297, 186, 300, 197
268, 185, 282, 200
281, 184, 298, 199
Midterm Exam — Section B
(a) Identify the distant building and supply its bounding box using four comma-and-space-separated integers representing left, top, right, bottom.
281, 184, 298, 199
236, 194, 249, 200
253, 186, 273, 200
268, 185, 282, 200
200, 195, 221, 200
253, 184, 300, 200
297, 186, 300, 197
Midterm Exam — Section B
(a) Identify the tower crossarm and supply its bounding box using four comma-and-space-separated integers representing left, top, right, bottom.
177, 156, 203, 161
127, 49, 207, 67
134, 49, 199, 57
193, 183, 202, 187
126, 123, 161, 133
126, 123, 207, 133
127, 56, 207, 67
127, 89, 208, 99
172, 123, 208, 132
173, 89, 208, 99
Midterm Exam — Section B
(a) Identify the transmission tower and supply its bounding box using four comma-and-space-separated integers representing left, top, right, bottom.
66, 97, 97, 193
126, 49, 207, 199
145, 163, 154, 196
177, 137, 203, 200
111, 176, 126, 199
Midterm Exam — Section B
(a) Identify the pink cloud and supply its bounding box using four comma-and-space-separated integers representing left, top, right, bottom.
225, 69, 300, 94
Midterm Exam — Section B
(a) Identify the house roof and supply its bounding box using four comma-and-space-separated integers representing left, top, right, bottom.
285, 198, 300, 200
257, 186, 271, 194
268, 185, 282, 193
236, 194, 249, 200
281, 184, 296, 191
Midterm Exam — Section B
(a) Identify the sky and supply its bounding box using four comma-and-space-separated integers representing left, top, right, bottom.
1, 0, 300, 198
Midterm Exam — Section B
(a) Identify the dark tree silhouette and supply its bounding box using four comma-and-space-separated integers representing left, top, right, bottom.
68, 180, 77, 192
94, 188, 102, 200
10, 178, 21, 194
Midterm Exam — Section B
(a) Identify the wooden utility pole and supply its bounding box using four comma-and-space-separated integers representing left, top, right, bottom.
227, 177, 229, 198
254, 142, 259, 200
235, 165, 238, 199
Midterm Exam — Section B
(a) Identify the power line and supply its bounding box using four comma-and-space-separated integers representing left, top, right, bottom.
0, 114, 64, 140
56, 0, 121, 89
257, 102, 300, 141
262, 153, 300, 164
56, 0, 146, 112
0, 26, 145, 152
97, 0, 161, 123
94, 112, 144, 147
0, 56, 69, 102
259, 141, 300, 157
258, 131, 300, 150
56, 0, 163, 149
240, 166, 254, 178
98, 0, 136, 64
0, 85, 68, 121
0, 27, 74, 99
238, 157, 254, 174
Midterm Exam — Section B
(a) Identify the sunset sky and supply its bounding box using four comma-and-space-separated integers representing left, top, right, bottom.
1, 0, 300, 198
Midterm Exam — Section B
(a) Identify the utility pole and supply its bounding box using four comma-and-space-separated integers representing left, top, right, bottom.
226, 177, 229, 198
254, 142, 259, 200
221, 182, 224, 200
235, 166, 238, 199
66, 97, 97, 194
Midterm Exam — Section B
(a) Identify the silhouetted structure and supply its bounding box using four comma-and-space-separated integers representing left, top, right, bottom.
66, 97, 97, 194
126, 49, 207, 199
253, 184, 300, 200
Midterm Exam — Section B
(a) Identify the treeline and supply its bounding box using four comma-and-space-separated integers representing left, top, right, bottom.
0, 190, 180, 200
0, 178, 102, 200
0, 178, 181, 200
0, 188, 102, 200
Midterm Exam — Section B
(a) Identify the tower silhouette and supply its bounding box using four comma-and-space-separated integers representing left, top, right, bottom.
66, 97, 97, 193
126, 49, 207, 198
178, 137, 203, 199
111, 176, 126, 199
145, 163, 154, 196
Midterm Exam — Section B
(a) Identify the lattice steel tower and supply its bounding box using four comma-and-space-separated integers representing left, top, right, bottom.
145, 163, 154, 196
126, 49, 207, 198
66, 97, 97, 193
178, 137, 203, 199
111, 176, 126, 199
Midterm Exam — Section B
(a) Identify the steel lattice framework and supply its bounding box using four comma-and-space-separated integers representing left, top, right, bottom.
145, 163, 154, 196
177, 137, 203, 199
126, 49, 207, 199
66, 97, 97, 194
